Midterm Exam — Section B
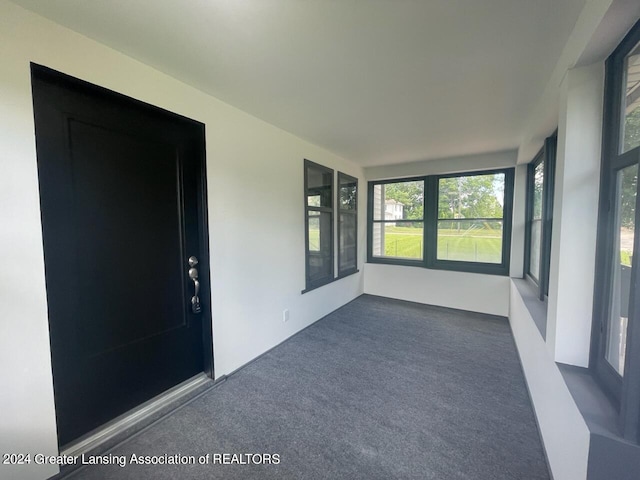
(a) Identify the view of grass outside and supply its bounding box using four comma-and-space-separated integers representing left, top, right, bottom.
617, 163, 637, 267
620, 234, 633, 267
380, 225, 423, 258
309, 224, 320, 251
437, 221, 502, 263
377, 223, 502, 263
308, 215, 320, 251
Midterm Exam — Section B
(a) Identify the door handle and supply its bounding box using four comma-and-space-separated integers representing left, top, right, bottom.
189, 269, 200, 297
188, 258, 202, 314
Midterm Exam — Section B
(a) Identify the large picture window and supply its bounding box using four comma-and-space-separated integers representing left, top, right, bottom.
304, 160, 334, 291
367, 169, 514, 275
592, 19, 640, 442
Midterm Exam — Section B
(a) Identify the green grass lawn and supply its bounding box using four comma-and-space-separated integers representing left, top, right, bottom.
310, 224, 503, 264
309, 229, 320, 251
382, 225, 502, 263
314, 223, 631, 266
383, 226, 423, 258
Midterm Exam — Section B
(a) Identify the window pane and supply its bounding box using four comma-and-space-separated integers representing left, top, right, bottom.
606, 163, 637, 376
438, 173, 504, 220
372, 181, 424, 221
437, 172, 505, 264
307, 164, 333, 207
339, 213, 357, 271
529, 219, 542, 280
307, 211, 332, 283
528, 161, 544, 280
437, 219, 503, 263
339, 176, 357, 210
533, 161, 544, 219
308, 211, 321, 252
372, 222, 423, 260
622, 41, 640, 154
438, 173, 505, 219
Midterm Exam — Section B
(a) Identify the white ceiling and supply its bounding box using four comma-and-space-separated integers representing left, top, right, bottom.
12, 0, 587, 166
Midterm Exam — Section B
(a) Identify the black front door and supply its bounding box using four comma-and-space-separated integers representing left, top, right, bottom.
31, 64, 213, 447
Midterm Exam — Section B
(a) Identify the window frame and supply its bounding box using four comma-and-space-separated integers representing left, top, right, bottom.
429, 168, 514, 276
337, 171, 359, 278
366, 176, 426, 267
367, 168, 514, 276
524, 133, 557, 300
303, 159, 335, 292
591, 18, 640, 442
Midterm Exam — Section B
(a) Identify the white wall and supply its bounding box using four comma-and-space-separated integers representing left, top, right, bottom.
508, 63, 604, 480
362, 150, 517, 317
365, 264, 510, 316
547, 63, 604, 366
510, 164, 528, 278
509, 282, 591, 480
0, 2, 365, 479
365, 149, 517, 181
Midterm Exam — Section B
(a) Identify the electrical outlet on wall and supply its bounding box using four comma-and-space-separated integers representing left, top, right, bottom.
283, 309, 290, 322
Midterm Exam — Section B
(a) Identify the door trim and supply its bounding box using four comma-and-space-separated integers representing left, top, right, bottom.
30, 63, 215, 445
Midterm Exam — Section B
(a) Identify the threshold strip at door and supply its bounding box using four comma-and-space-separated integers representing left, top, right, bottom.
57, 374, 219, 477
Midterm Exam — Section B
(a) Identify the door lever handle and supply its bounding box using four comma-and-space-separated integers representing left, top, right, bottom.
188, 266, 201, 314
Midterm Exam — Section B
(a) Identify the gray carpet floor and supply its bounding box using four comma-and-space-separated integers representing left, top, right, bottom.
68, 294, 549, 480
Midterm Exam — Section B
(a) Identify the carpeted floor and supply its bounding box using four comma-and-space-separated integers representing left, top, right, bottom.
68, 295, 549, 480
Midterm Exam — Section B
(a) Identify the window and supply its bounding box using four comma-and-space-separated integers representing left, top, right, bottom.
338, 172, 358, 276
304, 160, 334, 291
303, 161, 359, 293
606, 163, 636, 377
369, 179, 425, 263
433, 170, 513, 274
592, 19, 640, 442
367, 169, 514, 275
529, 158, 544, 282
525, 133, 557, 300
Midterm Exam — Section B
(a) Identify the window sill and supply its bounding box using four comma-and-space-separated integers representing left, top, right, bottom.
367, 257, 424, 268
431, 259, 509, 276
557, 364, 640, 479
512, 278, 547, 340
336, 268, 359, 280
301, 269, 360, 294
367, 256, 509, 276
558, 363, 620, 438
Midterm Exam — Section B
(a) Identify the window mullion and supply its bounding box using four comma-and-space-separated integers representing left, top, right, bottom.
542, 134, 557, 298
524, 162, 534, 282
503, 168, 515, 274
424, 175, 437, 268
